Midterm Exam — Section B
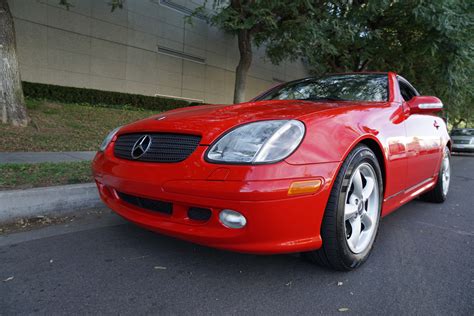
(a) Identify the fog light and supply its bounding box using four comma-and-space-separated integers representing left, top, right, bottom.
219, 209, 247, 229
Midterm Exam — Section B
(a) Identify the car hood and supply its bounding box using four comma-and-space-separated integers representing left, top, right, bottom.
118, 99, 362, 144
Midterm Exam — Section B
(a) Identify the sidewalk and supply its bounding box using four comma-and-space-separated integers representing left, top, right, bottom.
0, 151, 96, 164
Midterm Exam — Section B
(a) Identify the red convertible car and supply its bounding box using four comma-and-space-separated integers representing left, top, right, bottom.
92, 72, 451, 270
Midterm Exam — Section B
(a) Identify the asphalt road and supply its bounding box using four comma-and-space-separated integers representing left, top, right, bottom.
1, 155, 473, 315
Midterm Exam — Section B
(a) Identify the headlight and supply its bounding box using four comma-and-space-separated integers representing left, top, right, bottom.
206, 120, 305, 164
99, 127, 121, 151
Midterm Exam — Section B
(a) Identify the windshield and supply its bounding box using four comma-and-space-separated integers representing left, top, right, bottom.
256, 74, 388, 102
451, 129, 474, 136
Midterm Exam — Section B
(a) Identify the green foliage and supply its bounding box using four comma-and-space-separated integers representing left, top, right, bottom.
197, 0, 472, 126
197, 0, 323, 60
108, 0, 124, 12
0, 161, 93, 190
192, 0, 328, 102
300, 0, 474, 127
58, 0, 73, 10
22, 82, 195, 112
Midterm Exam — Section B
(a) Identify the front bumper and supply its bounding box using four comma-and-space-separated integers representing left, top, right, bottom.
92, 145, 339, 254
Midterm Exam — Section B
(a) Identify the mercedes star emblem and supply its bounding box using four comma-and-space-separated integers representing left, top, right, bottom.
131, 135, 152, 159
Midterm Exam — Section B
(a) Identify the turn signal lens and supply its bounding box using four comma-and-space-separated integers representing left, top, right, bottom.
288, 180, 322, 196
219, 209, 247, 229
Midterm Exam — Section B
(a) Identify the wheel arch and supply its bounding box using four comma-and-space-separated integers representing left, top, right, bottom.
446, 140, 452, 152
321, 134, 388, 199
331, 135, 387, 197
358, 138, 386, 195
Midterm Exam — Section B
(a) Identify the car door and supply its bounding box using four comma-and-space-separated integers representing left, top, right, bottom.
399, 77, 443, 189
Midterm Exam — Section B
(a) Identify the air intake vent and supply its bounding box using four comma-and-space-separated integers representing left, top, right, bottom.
117, 191, 173, 215
188, 207, 212, 221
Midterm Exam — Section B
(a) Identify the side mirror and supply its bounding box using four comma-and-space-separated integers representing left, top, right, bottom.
407, 96, 443, 114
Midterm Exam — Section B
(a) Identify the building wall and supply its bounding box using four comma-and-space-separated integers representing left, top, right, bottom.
9, 0, 308, 104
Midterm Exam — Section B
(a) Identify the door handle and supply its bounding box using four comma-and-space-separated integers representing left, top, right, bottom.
433, 120, 440, 129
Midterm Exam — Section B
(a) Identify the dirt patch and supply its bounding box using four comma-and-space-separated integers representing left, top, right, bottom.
0, 208, 109, 235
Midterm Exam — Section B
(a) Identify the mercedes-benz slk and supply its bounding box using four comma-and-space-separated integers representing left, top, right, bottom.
92, 72, 451, 270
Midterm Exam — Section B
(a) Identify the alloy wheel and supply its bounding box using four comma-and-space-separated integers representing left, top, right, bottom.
344, 163, 380, 254
442, 152, 451, 196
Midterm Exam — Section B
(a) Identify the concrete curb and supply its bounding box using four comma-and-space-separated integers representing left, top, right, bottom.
0, 183, 102, 223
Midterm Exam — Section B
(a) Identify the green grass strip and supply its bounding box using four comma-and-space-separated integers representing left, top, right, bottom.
0, 161, 93, 190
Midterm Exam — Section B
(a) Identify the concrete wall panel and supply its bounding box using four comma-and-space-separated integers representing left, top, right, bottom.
48, 28, 91, 56
15, 20, 48, 67
47, 48, 90, 74
45, 69, 91, 88
10, 0, 308, 104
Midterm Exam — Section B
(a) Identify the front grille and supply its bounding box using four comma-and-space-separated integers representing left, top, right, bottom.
114, 133, 201, 162
453, 139, 470, 144
117, 191, 173, 215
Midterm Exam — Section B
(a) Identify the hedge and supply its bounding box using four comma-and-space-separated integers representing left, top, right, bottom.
22, 81, 201, 111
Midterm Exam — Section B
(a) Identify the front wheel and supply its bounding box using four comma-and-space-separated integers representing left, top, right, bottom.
303, 144, 383, 271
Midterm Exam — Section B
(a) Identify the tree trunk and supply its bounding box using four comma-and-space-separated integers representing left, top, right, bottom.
0, 0, 28, 127
233, 29, 252, 104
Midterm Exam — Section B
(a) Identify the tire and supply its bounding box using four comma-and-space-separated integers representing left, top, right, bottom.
303, 144, 383, 271
420, 146, 451, 203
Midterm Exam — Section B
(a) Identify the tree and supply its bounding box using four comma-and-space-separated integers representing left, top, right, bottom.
0, 0, 28, 126
299, 0, 474, 127
193, 0, 335, 103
